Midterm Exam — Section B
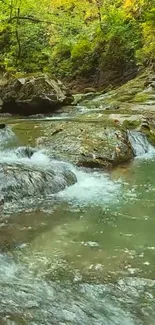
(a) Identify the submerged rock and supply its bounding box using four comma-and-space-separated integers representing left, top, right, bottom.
0, 123, 6, 129
14, 146, 36, 158
0, 75, 73, 115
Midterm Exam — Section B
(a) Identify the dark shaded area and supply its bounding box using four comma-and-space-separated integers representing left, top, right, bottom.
0, 124, 6, 129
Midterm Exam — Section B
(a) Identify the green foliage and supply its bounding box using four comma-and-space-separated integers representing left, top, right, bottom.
70, 37, 95, 76
136, 20, 155, 66
48, 40, 73, 77
95, 9, 141, 73
0, 0, 155, 81
71, 38, 91, 59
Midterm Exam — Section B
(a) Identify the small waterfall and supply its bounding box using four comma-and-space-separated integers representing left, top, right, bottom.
127, 130, 155, 157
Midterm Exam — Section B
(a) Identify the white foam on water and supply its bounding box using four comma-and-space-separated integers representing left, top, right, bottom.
0, 254, 18, 282
0, 148, 51, 169
135, 146, 155, 160
58, 167, 121, 206
0, 146, 122, 207
26, 150, 51, 167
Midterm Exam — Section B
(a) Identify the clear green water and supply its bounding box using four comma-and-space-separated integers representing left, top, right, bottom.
0, 118, 155, 325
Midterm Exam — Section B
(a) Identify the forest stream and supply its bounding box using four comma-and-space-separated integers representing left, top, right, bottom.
0, 114, 155, 325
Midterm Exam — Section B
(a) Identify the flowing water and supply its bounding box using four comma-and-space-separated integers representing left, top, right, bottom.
0, 118, 155, 325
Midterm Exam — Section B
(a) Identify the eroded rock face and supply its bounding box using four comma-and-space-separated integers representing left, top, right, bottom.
0, 75, 73, 115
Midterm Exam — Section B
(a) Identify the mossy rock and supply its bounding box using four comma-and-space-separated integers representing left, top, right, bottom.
140, 127, 155, 146
36, 121, 134, 169
132, 92, 149, 103
122, 119, 141, 130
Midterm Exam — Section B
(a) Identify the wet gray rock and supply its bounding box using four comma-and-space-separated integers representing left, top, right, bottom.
0, 75, 73, 115
14, 146, 36, 158
0, 124, 76, 201
0, 158, 77, 202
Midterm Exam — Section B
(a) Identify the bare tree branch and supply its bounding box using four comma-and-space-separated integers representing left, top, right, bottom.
8, 15, 56, 24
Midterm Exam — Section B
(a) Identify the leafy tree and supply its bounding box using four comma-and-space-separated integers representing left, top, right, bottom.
0, 0, 155, 83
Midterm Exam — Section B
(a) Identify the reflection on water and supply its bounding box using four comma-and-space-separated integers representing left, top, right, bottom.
0, 118, 155, 324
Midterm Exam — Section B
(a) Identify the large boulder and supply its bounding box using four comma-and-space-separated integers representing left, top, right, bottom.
0, 148, 77, 202
0, 75, 73, 115
0, 161, 77, 202
36, 121, 134, 169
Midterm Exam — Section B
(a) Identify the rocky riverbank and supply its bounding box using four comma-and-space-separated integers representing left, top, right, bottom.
35, 69, 155, 168
1, 69, 155, 169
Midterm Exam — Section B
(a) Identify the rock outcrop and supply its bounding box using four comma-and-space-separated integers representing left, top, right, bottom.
0, 75, 73, 115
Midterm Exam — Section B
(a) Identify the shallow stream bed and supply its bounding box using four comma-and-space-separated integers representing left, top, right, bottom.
0, 117, 155, 325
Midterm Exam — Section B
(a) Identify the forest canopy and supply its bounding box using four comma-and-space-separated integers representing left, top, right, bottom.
0, 0, 155, 84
